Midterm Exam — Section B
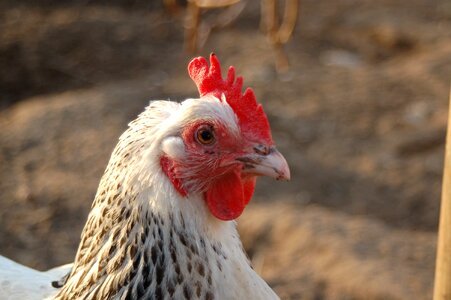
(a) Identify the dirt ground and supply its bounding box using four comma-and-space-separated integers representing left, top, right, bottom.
0, 0, 450, 299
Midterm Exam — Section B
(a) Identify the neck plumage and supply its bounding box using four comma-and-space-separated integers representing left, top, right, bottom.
55, 184, 239, 300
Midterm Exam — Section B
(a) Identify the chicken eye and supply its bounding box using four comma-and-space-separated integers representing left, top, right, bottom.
195, 127, 215, 145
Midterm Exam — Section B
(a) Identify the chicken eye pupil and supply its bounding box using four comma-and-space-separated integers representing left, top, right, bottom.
196, 128, 214, 145
201, 131, 212, 140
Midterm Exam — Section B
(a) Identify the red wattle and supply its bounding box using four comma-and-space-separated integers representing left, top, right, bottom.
242, 177, 256, 205
205, 170, 256, 221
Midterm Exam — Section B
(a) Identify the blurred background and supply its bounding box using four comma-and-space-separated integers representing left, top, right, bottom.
0, 0, 450, 299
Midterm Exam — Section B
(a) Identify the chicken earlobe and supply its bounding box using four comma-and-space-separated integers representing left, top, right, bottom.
160, 155, 188, 197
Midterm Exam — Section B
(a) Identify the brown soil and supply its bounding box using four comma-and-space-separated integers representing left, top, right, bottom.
0, 1, 450, 299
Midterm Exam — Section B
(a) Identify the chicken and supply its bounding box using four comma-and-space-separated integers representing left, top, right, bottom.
0, 54, 290, 300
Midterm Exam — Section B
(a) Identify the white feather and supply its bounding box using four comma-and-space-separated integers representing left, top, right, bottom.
0, 256, 72, 300
161, 136, 186, 159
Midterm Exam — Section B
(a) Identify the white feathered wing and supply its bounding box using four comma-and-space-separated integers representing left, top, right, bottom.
0, 256, 72, 300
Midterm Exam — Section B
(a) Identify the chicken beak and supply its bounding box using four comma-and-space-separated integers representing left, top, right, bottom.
237, 146, 290, 181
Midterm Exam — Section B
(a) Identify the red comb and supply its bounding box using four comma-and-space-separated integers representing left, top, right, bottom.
188, 54, 272, 144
